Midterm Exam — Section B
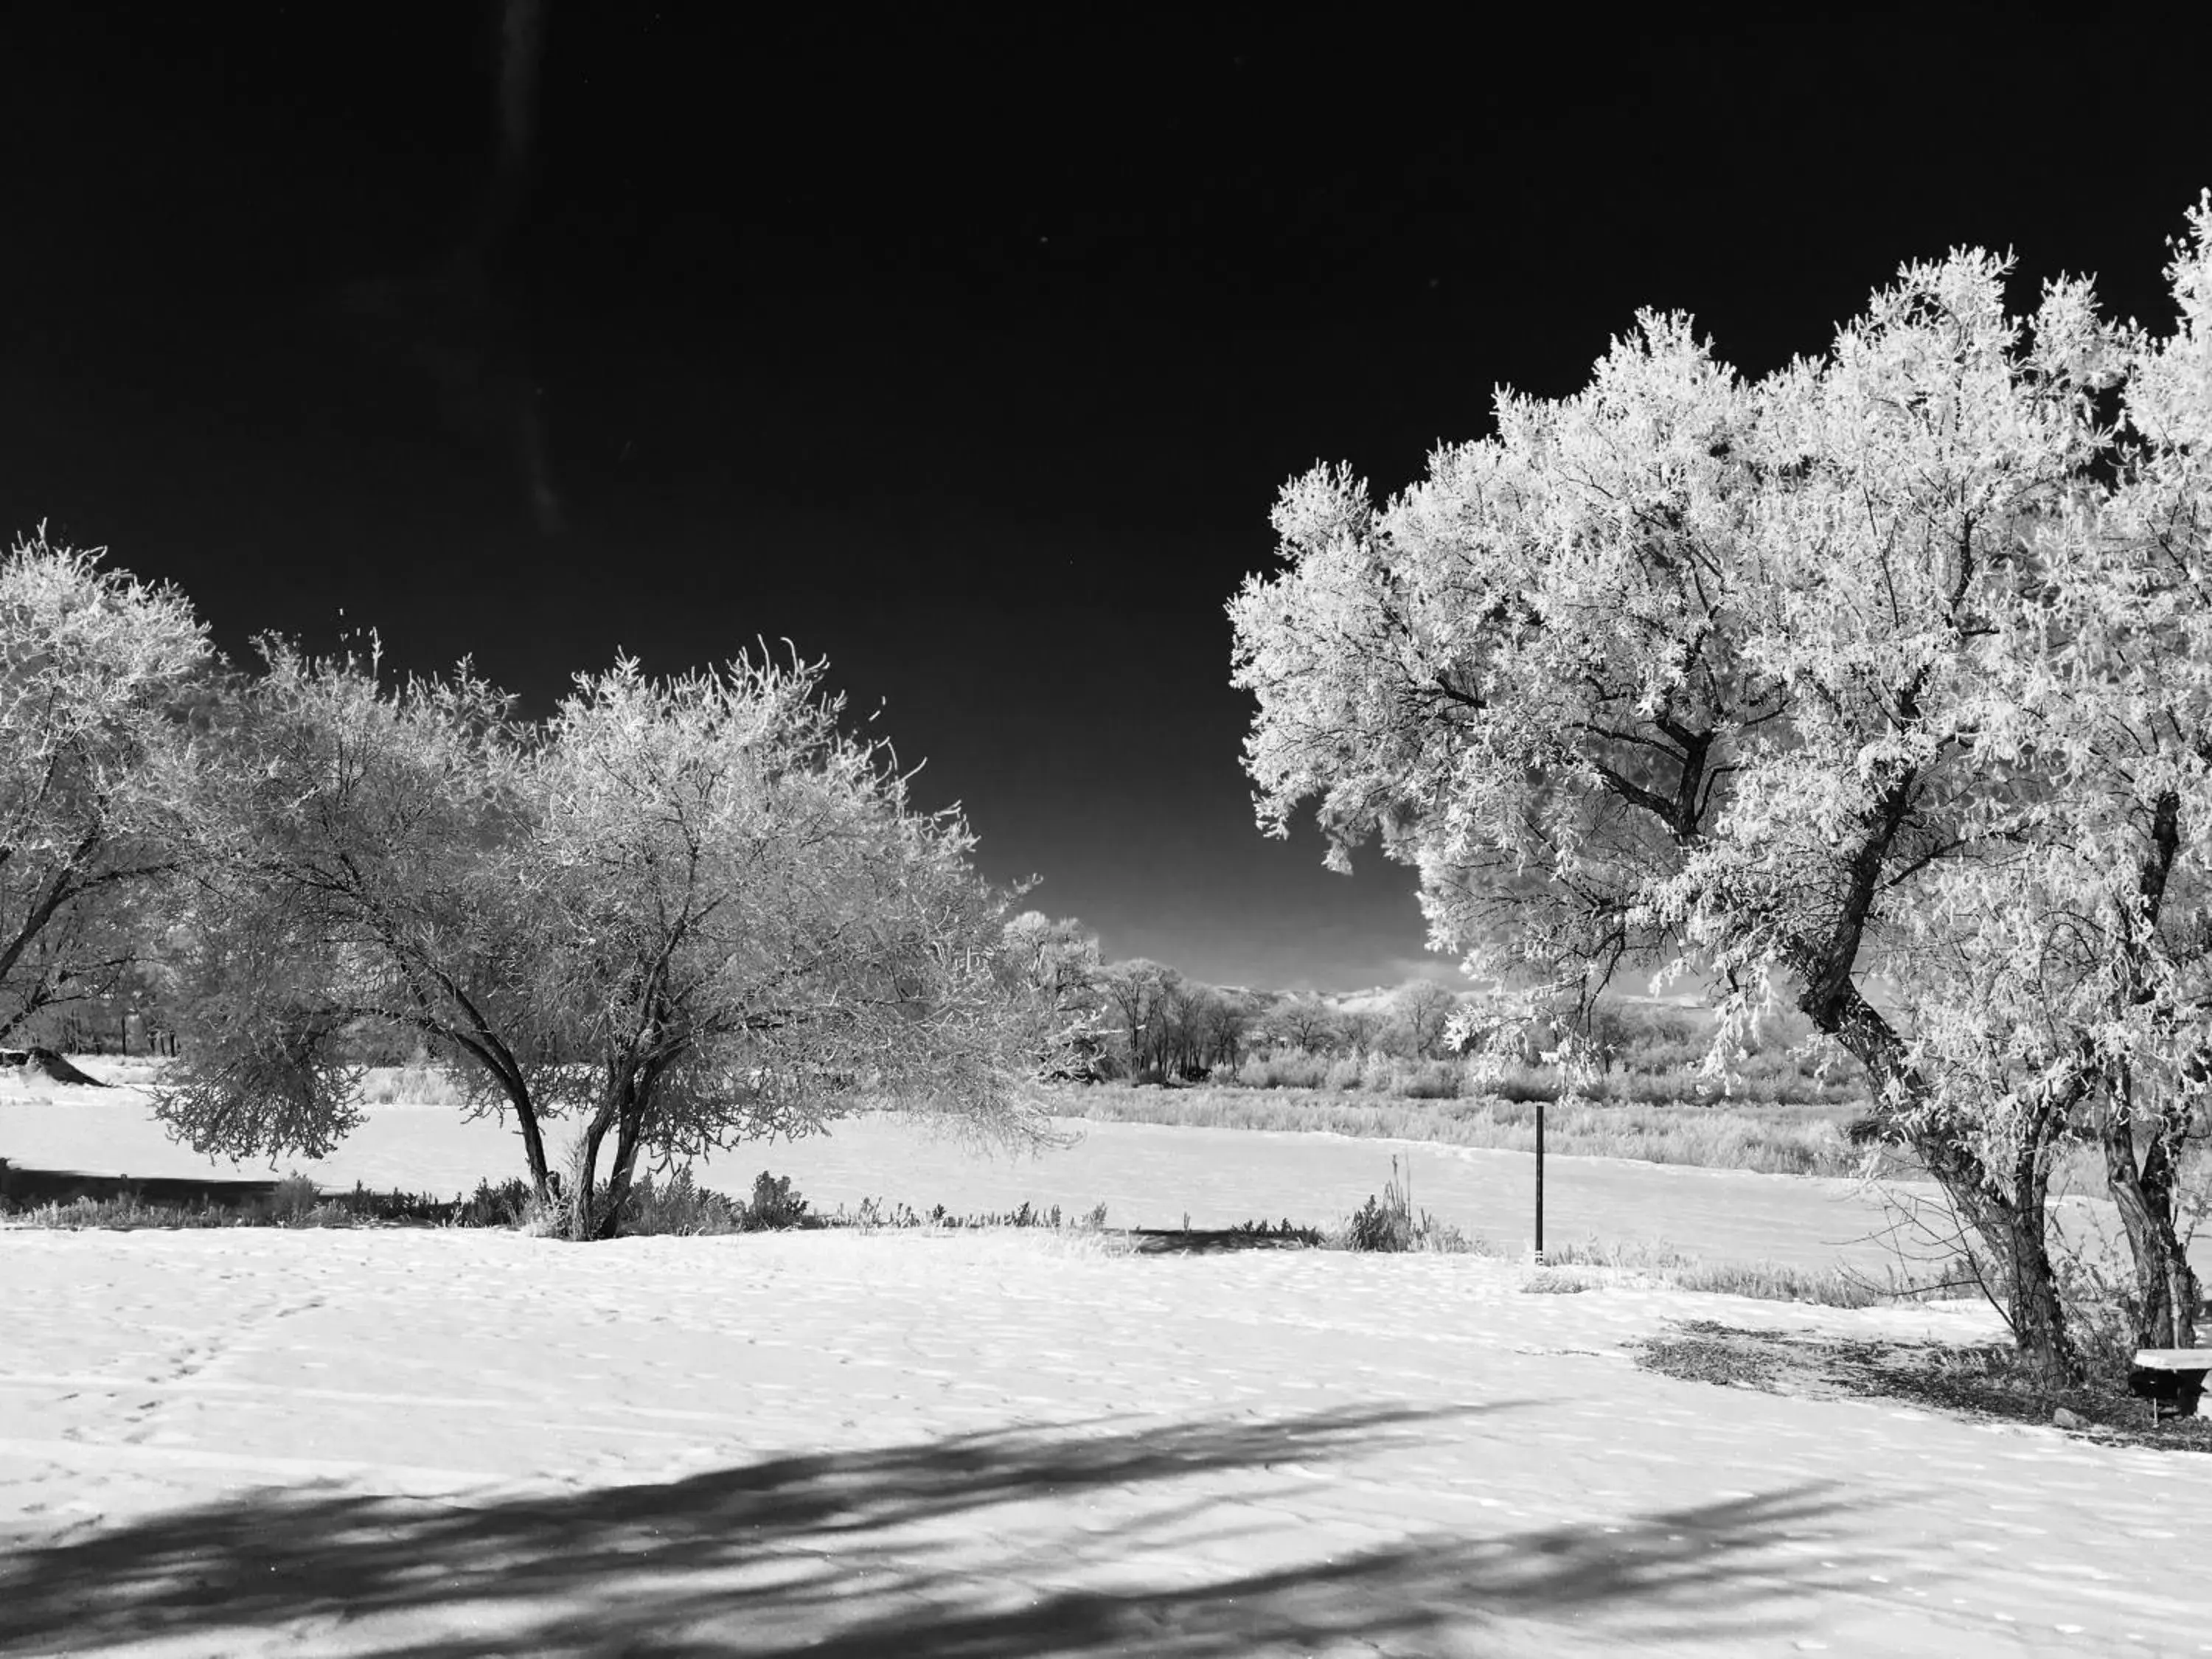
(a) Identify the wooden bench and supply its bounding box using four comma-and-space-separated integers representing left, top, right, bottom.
2132, 1349, 2212, 1424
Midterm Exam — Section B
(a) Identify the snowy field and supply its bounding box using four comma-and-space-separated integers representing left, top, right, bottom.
0, 1086, 2057, 1276
7, 1087, 2212, 1654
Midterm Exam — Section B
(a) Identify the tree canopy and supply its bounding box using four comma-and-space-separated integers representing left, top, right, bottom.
0, 532, 216, 1048
1231, 195, 2212, 1374
156, 644, 1051, 1237
154, 644, 547, 1168
521, 652, 1051, 1236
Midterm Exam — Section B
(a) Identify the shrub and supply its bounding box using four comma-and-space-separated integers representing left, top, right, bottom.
600, 1168, 823, 1236
1232, 1049, 1332, 1090
623, 1168, 742, 1236
265, 1172, 321, 1222
830, 1194, 1112, 1231
1489, 1068, 1559, 1103
1408, 1211, 1486, 1253
740, 1170, 813, 1231
1343, 1158, 1417, 1251
1230, 1217, 1324, 1245
1396, 1059, 1463, 1100
453, 1177, 538, 1228
1344, 1192, 1411, 1251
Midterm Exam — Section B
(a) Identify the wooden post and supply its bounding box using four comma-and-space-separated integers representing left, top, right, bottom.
1534, 1099, 1545, 1261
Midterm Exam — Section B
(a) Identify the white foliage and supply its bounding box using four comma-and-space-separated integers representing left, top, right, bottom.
0, 531, 215, 1040
1232, 199, 2212, 1193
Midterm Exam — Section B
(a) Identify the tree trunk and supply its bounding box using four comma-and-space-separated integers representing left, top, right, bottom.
594, 1108, 647, 1241
2005, 1211, 2072, 1380
2103, 1107, 2200, 1352
1983, 1147, 2072, 1382
590, 1052, 667, 1241
1808, 978, 2076, 1380
566, 1107, 613, 1242
510, 1093, 552, 1202
2101, 792, 2199, 1352
1913, 1124, 2076, 1380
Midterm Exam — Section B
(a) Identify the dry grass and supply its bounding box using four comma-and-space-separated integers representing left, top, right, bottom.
1226, 1048, 1864, 1107
1540, 1235, 1976, 1308
355, 1063, 473, 1106
4, 1194, 246, 1230
1046, 1082, 1865, 1177
1, 1173, 540, 1231
1520, 1268, 1594, 1294
1307, 1156, 1971, 1310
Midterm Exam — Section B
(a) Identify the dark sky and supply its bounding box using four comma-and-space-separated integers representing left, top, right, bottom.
5, 5, 2208, 990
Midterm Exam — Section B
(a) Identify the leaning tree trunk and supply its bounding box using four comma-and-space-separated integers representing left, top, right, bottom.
468, 1039, 554, 1201
2102, 1101, 2200, 1352
2102, 793, 2200, 1351
564, 1104, 615, 1242
1815, 982, 2076, 1381
586, 1055, 664, 1242
1910, 1118, 2075, 1381
507, 1090, 553, 1204
592, 1099, 647, 1242
1975, 1144, 2073, 1383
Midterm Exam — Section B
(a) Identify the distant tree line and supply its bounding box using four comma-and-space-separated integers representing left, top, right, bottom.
998, 928, 1846, 1102
993, 925, 1481, 1085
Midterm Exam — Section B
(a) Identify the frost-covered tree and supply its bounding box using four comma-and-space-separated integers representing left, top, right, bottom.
0, 533, 218, 1048
1004, 912, 1100, 1010
1262, 991, 1343, 1054
2070, 194, 2212, 1347
1096, 958, 1178, 1078
1192, 984, 1259, 1072
1908, 195, 2212, 1350
1231, 208, 2212, 1375
161, 644, 1049, 1239
1004, 910, 1109, 1077
521, 653, 1051, 1238
1390, 980, 1461, 1059
154, 647, 558, 1175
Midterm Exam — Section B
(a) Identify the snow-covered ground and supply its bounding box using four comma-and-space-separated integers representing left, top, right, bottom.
4, 1227, 2210, 1656
7, 1084, 2212, 1654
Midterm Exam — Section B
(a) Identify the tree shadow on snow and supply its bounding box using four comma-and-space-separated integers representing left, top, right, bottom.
1, 1400, 1885, 1656
0, 1159, 278, 1211
1124, 1225, 1321, 1254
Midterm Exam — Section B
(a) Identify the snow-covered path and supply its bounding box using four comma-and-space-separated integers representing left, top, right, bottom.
2, 1226, 2208, 1657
